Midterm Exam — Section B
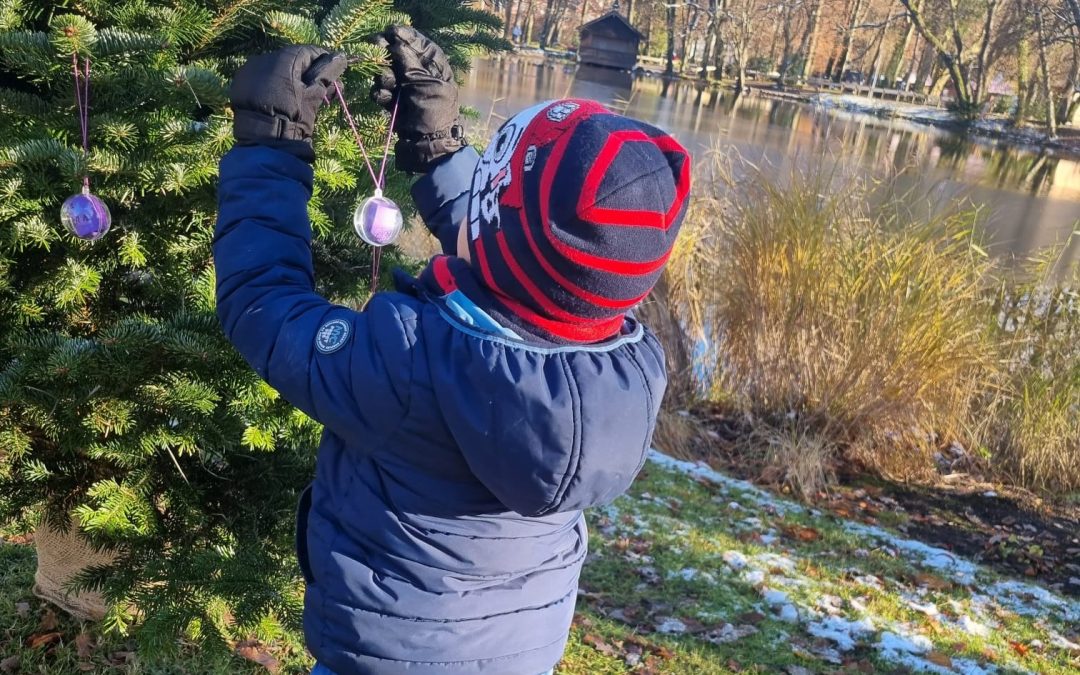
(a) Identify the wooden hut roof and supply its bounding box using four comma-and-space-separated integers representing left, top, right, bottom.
580, 8, 644, 40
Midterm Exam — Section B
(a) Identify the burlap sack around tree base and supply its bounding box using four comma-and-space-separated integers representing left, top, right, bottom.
32, 517, 117, 621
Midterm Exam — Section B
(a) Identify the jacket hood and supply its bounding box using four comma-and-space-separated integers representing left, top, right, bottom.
411, 257, 667, 517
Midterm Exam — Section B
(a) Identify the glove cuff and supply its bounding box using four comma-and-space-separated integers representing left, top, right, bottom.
396, 124, 468, 173
234, 109, 309, 144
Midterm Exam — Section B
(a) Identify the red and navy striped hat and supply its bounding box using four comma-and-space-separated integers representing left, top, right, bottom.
465, 99, 691, 343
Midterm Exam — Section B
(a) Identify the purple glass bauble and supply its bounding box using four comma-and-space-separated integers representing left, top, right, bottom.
61, 188, 111, 241
354, 191, 403, 247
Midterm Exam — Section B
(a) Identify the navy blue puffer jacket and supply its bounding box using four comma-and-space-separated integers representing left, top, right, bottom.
214, 145, 666, 675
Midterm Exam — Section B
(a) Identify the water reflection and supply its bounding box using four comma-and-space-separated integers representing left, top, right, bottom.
460, 57, 1080, 262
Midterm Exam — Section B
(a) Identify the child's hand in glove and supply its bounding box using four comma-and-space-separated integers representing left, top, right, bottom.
371, 26, 467, 174
230, 45, 348, 162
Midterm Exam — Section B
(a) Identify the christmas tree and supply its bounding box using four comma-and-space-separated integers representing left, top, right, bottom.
0, 0, 504, 654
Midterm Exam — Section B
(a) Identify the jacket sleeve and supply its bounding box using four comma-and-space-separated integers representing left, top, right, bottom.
214, 145, 413, 444
410, 147, 479, 255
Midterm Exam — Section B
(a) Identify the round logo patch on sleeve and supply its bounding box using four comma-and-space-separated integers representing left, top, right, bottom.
315, 319, 351, 354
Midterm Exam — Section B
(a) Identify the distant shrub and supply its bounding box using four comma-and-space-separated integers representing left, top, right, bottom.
661, 152, 1080, 496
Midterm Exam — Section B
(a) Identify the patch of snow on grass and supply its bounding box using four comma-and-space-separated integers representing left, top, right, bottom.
754, 552, 797, 573
806, 616, 876, 651
877, 630, 932, 655
646, 451, 805, 515
984, 580, 1080, 623
958, 615, 990, 637
843, 521, 977, 584
778, 604, 800, 623
722, 550, 748, 571
762, 589, 789, 605
654, 617, 687, 634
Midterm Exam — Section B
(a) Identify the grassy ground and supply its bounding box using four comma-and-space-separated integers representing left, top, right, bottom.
2, 452, 1077, 674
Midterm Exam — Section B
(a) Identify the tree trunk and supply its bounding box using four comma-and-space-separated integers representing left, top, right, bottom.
833, 0, 866, 83
539, 0, 556, 48
898, 0, 977, 111
1015, 36, 1030, 125
866, 16, 890, 96
800, 0, 822, 81
913, 39, 936, 92
665, 3, 676, 77
699, 3, 718, 80
775, 5, 796, 87
712, 0, 728, 80
523, 0, 536, 43
1033, 6, 1056, 137
1059, 45, 1080, 125
626, 0, 635, 24
505, 0, 515, 40
903, 33, 922, 90
679, 5, 699, 75
886, 17, 916, 87
973, 0, 1000, 106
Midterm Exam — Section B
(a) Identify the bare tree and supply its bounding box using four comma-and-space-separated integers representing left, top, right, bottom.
897, 0, 1013, 114
1031, 0, 1057, 135
774, 0, 807, 86
799, 0, 822, 80
665, 1, 677, 76
720, 0, 767, 92
831, 0, 869, 82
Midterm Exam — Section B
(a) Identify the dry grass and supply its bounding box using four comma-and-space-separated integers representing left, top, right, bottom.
658, 150, 1080, 496
977, 261, 1080, 493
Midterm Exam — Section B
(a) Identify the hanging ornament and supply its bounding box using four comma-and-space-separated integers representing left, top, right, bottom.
63, 53, 111, 241
61, 185, 112, 241
354, 189, 403, 247
331, 81, 401, 288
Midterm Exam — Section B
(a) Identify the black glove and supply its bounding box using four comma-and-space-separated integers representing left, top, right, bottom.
371, 26, 467, 173
230, 45, 348, 161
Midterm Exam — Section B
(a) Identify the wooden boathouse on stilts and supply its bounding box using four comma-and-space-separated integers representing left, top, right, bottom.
578, 1, 642, 71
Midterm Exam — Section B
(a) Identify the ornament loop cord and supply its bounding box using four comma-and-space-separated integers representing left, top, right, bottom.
332, 81, 398, 195
73, 53, 91, 191
329, 80, 400, 292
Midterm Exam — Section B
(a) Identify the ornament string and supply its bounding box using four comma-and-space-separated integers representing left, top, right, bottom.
330, 81, 399, 291
72, 53, 91, 191
61, 53, 111, 242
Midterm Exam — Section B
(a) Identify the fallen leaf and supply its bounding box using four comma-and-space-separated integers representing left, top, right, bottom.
15, 601, 30, 618
926, 651, 953, 668
572, 613, 593, 629
108, 651, 135, 665
27, 631, 62, 649
38, 608, 58, 631
913, 572, 953, 591
235, 639, 280, 674
1010, 641, 1029, 656
781, 524, 821, 542
0, 656, 19, 674
581, 633, 618, 657
737, 610, 768, 625
76, 631, 94, 659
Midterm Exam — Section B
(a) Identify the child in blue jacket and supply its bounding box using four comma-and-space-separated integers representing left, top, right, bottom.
215, 28, 690, 675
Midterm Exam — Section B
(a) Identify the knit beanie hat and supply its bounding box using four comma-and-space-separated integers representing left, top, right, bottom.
465, 99, 691, 343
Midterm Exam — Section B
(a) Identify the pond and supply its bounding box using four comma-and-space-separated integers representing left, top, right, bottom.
459, 57, 1080, 265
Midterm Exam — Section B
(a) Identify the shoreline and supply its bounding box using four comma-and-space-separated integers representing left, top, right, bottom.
502, 50, 1079, 159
